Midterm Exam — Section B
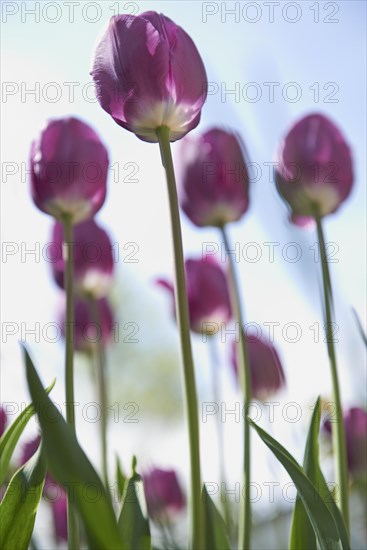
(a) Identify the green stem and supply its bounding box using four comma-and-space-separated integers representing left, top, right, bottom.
220, 225, 252, 550
88, 297, 109, 489
315, 214, 350, 532
62, 216, 79, 550
156, 125, 203, 550
208, 337, 232, 534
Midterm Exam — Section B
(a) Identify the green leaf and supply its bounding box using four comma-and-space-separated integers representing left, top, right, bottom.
116, 455, 127, 501
248, 417, 342, 550
118, 459, 151, 550
202, 485, 230, 550
23, 346, 124, 550
290, 398, 350, 550
0, 443, 46, 550
0, 379, 55, 486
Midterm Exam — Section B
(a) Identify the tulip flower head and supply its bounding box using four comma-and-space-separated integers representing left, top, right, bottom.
231, 334, 285, 400
92, 11, 207, 142
60, 296, 114, 353
51, 219, 114, 299
0, 406, 7, 437
157, 256, 232, 335
324, 407, 367, 478
275, 113, 353, 226
30, 117, 109, 224
143, 467, 185, 521
178, 128, 250, 227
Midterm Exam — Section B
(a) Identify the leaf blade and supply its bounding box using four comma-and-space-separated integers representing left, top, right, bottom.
248, 417, 342, 550
23, 346, 124, 550
0, 444, 46, 550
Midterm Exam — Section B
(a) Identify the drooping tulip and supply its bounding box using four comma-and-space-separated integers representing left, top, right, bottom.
324, 407, 367, 477
157, 256, 232, 335
143, 467, 185, 520
91, 12, 207, 142
231, 334, 285, 400
60, 296, 115, 352
51, 219, 114, 299
30, 117, 109, 223
178, 128, 250, 227
275, 113, 353, 226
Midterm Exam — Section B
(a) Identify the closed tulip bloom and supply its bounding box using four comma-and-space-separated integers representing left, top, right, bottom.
179, 128, 250, 227
157, 256, 232, 335
51, 219, 114, 299
60, 296, 114, 352
324, 407, 367, 477
143, 468, 185, 520
231, 335, 285, 400
275, 114, 353, 225
30, 117, 109, 223
91, 12, 207, 143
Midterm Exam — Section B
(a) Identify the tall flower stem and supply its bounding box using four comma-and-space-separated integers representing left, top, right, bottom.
220, 224, 252, 550
62, 215, 79, 550
315, 213, 349, 531
156, 125, 203, 550
208, 337, 232, 533
88, 298, 109, 489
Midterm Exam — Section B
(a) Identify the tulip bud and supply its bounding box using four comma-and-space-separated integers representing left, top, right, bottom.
51, 219, 114, 299
324, 407, 367, 478
91, 12, 207, 142
178, 128, 250, 227
275, 114, 353, 225
231, 334, 285, 400
60, 296, 114, 353
143, 467, 185, 520
30, 117, 109, 224
0, 406, 7, 437
157, 256, 232, 335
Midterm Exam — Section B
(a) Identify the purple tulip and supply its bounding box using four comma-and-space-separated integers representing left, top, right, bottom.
50, 488, 68, 542
324, 407, 367, 477
143, 467, 185, 520
60, 296, 114, 352
20, 435, 41, 465
91, 12, 207, 143
275, 114, 353, 225
231, 334, 285, 400
30, 117, 109, 223
178, 128, 250, 227
51, 219, 114, 299
0, 406, 7, 437
157, 256, 232, 335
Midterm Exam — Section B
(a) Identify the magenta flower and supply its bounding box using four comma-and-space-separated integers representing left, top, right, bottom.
324, 407, 367, 477
91, 12, 207, 143
157, 256, 232, 335
143, 467, 185, 520
231, 335, 285, 400
49, 488, 68, 542
20, 435, 41, 465
51, 219, 114, 299
275, 113, 353, 226
178, 128, 250, 227
30, 117, 109, 223
60, 296, 114, 352
0, 406, 7, 437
